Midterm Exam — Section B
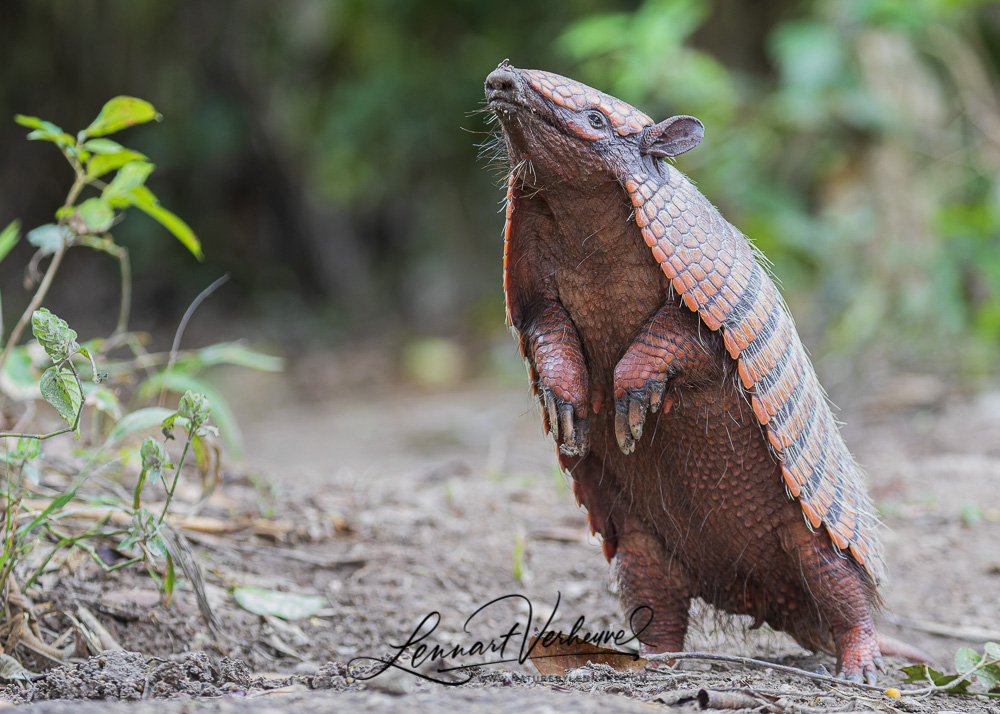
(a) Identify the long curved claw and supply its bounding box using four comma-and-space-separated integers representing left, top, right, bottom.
628, 397, 645, 441
545, 390, 560, 438
540, 387, 590, 457
864, 663, 878, 686
558, 402, 574, 443
615, 403, 635, 454
615, 378, 668, 454
559, 415, 589, 457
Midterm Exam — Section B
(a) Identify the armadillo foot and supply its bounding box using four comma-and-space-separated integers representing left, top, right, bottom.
613, 378, 667, 454
835, 626, 885, 685
612, 303, 718, 454
539, 386, 590, 457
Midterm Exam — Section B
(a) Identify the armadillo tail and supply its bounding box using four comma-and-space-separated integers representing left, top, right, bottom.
877, 633, 933, 665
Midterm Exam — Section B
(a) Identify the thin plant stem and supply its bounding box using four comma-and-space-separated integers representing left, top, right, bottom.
158, 273, 230, 407
22, 515, 120, 590
159, 428, 196, 525
0, 158, 91, 377
114, 244, 131, 337
0, 242, 67, 377
133, 468, 148, 510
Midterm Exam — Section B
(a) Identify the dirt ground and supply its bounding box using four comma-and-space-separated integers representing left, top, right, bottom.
2, 349, 999, 713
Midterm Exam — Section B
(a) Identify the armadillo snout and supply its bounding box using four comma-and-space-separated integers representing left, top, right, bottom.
485, 66, 519, 103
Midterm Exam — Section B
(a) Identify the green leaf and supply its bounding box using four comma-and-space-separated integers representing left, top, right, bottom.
194, 342, 284, 372
100, 163, 203, 258
147, 533, 168, 559
192, 434, 209, 475
139, 372, 240, 456
31, 308, 80, 362
985, 642, 1000, 660
18, 489, 76, 537
233, 586, 327, 620
74, 345, 102, 383
15, 114, 63, 133
161, 412, 178, 435
104, 407, 176, 447
86, 149, 149, 179
902, 664, 945, 683
82, 97, 160, 138
127, 186, 203, 259
978, 662, 1000, 691
0, 345, 42, 400
946, 678, 972, 694
15, 114, 75, 147
178, 390, 211, 426
163, 552, 176, 600
14, 437, 40, 461
27, 224, 71, 256
956, 647, 981, 674
0, 220, 20, 264
81, 138, 127, 154
40, 365, 82, 425
76, 197, 115, 233
102, 161, 156, 204
139, 437, 169, 474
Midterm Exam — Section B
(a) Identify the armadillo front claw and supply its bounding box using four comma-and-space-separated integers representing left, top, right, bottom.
837, 663, 879, 686
615, 380, 667, 454
541, 387, 590, 457
559, 417, 590, 457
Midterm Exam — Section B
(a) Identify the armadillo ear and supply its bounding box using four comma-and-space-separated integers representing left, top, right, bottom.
640, 115, 704, 158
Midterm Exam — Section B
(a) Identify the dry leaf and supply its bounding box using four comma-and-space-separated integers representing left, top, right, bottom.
528, 631, 647, 675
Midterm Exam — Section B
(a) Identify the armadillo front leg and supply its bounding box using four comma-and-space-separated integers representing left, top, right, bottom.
524, 299, 591, 456
613, 303, 719, 453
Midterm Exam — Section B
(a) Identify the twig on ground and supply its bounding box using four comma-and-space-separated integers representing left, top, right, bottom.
644, 651, 886, 693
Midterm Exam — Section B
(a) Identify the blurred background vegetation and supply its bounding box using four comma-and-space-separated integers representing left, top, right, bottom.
2, 0, 999, 386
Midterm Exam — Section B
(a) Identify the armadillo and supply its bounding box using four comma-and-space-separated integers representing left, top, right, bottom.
485, 61, 898, 683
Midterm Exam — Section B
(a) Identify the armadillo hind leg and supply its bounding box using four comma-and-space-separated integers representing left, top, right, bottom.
789, 531, 883, 684
524, 299, 591, 456
612, 302, 721, 454
612, 530, 693, 662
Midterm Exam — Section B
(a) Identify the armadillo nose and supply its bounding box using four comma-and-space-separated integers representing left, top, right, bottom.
485, 66, 517, 99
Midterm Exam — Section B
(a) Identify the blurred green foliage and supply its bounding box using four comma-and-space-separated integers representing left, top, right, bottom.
1, 0, 999, 374
562, 0, 1000, 373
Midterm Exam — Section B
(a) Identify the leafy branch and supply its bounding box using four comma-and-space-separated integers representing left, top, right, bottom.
901, 643, 1000, 697
0, 97, 276, 653
0, 96, 202, 379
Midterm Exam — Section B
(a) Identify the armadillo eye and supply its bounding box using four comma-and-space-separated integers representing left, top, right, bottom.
587, 112, 606, 129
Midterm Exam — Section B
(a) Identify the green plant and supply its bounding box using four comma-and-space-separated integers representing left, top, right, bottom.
901, 643, 1000, 697
0, 98, 279, 644
559, 0, 1000, 372
511, 527, 527, 583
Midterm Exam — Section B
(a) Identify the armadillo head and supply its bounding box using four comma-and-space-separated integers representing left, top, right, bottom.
485, 61, 704, 190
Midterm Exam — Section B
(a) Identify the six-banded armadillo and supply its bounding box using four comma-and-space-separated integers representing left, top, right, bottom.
485, 61, 891, 683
